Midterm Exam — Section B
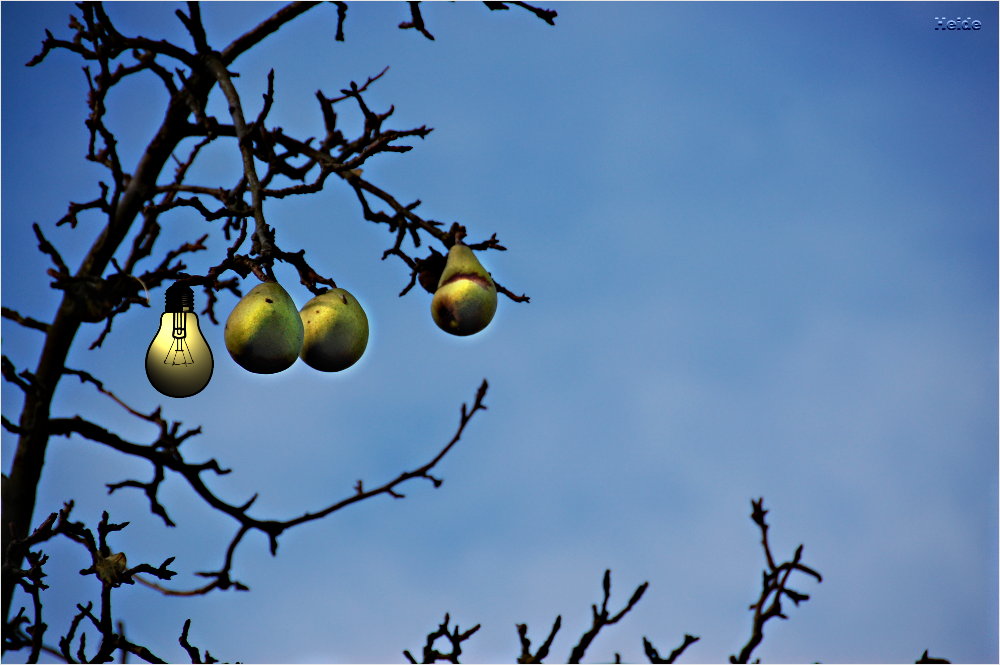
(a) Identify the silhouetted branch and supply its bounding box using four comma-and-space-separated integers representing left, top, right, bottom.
916, 650, 950, 664
220, 2, 319, 65
643, 634, 700, 664
516, 615, 561, 663
404, 613, 481, 663
179, 619, 219, 663
54, 184, 111, 228
5, 2, 550, 660
729, 498, 822, 664
333, 2, 348, 40
400, 2, 436, 40
1, 307, 50, 333
5, 503, 179, 663
568, 570, 649, 663
93, 379, 489, 599
484, 1, 558, 25
32, 222, 69, 280
7, 550, 48, 661
2, 355, 36, 394
136, 524, 251, 597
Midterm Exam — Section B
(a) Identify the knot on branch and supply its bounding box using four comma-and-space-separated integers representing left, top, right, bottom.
56, 270, 150, 326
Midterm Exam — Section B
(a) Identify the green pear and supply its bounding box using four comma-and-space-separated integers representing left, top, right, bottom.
431, 244, 497, 336
299, 288, 369, 372
224, 281, 303, 374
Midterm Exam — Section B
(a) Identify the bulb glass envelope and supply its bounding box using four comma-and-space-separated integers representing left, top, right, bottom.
145, 284, 214, 398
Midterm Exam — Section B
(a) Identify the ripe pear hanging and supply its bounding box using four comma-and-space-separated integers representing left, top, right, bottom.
431, 244, 497, 336
299, 288, 369, 372
224, 281, 304, 374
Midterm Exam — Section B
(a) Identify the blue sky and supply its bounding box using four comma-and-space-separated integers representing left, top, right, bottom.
2, 2, 997, 663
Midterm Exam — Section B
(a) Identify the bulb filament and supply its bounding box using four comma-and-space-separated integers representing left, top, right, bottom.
164, 311, 195, 366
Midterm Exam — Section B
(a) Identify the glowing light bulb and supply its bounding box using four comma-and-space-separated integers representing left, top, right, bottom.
145, 283, 213, 398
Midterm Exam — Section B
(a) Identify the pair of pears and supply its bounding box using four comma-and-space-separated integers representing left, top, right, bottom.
224, 244, 497, 374
225, 283, 368, 374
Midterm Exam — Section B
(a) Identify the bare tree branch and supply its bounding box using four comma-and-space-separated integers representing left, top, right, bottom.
568, 570, 649, 663
404, 613, 481, 663
4, 2, 552, 661
179, 619, 218, 663
400, 2, 436, 40
517, 615, 561, 663
916, 649, 951, 664
5, 503, 178, 663
2, 307, 51, 333
484, 1, 558, 25
729, 498, 822, 664
643, 634, 700, 664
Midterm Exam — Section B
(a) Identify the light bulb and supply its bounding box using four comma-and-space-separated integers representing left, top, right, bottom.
145, 283, 213, 398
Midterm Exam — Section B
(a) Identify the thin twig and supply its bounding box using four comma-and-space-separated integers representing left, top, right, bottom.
729, 498, 822, 663
399, 2, 436, 40
568, 570, 648, 663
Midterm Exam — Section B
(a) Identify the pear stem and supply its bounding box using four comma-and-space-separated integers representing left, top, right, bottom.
447, 222, 467, 248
